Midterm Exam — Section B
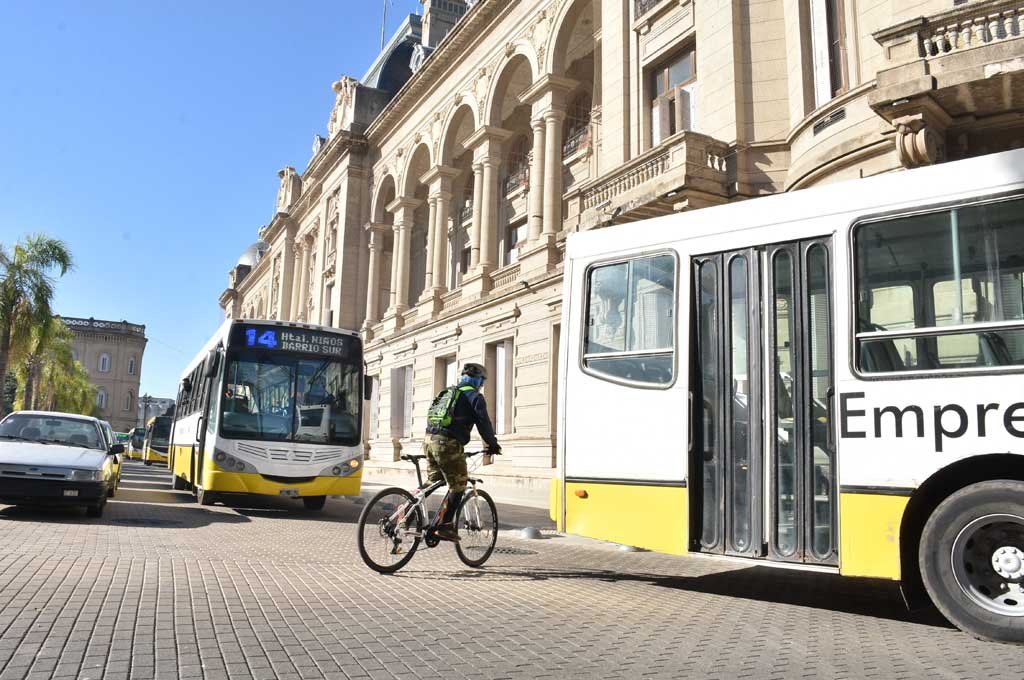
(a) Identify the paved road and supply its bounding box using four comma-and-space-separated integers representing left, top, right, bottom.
0, 460, 1021, 680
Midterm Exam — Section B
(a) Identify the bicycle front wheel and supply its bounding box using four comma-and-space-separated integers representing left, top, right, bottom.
455, 489, 498, 568
357, 487, 424, 573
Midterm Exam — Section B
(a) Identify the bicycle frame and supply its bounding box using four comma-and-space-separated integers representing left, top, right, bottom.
387, 454, 486, 536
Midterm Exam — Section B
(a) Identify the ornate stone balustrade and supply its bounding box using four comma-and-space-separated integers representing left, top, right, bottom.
60, 317, 146, 336
490, 262, 521, 290
574, 130, 730, 228
441, 289, 463, 311
878, 1, 1024, 60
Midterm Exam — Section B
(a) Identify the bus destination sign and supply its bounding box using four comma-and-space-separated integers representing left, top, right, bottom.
232, 325, 357, 358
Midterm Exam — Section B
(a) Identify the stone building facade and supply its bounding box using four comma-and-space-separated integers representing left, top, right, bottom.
64, 317, 147, 432
219, 0, 1024, 492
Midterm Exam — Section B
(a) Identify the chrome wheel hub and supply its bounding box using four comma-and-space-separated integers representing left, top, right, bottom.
952, 514, 1024, 617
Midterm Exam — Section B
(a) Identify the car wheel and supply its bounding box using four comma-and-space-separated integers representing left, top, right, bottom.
86, 501, 105, 518
302, 496, 327, 511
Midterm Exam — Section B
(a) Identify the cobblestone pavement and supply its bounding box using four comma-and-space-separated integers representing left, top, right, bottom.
0, 460, 1021, 680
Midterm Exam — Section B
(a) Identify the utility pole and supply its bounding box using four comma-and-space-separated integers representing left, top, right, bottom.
381, 0, 389, 50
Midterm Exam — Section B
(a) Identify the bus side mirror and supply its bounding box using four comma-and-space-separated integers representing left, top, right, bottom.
204, 349, 220, 378
363, 376, 373, 400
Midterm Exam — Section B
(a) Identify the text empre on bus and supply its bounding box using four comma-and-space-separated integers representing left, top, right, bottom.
553, 148, 1024, 643
169, 319, 365, 511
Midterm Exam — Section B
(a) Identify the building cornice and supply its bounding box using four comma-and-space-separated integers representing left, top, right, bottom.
365, 0, 519, 144
291, 131, 368, 220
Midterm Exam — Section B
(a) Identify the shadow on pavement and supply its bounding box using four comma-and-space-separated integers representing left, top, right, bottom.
393, 564, 952, 629
0, 502, 251, 528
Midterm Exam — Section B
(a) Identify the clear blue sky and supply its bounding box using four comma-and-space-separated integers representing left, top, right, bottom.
0, 0, 422, 398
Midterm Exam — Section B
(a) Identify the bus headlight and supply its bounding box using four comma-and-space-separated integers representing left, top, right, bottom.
214, 449, 251, 473
214, 450, 227, 463
348, 459, 360, 469
320, 457, 362, 477
331, 466, 342, 476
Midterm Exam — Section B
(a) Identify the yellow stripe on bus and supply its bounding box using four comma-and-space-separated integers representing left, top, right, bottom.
839, 492, 909, 580
204, 469, 362, 497
565, 482, 688, 555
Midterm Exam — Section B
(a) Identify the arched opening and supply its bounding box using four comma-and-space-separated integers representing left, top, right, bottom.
488, 54, 535, 267
551, 0, 601, 181
371, 175, 396, 317
98, 353, 111, 374
125, 390, 134, 412
403, 144, 432, 306
441, 104, 477, 287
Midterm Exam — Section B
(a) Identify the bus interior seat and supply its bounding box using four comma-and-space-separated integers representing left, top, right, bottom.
978, 332, 1014, 366
859, 338, 905, 372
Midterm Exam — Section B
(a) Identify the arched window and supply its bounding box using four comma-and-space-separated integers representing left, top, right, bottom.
128, 357, 136, 376
98, 353, 111, 373
125, 390, 134, 412
564, 91, 593, 157
96, 388, 107, 410
503, 135, 530, 194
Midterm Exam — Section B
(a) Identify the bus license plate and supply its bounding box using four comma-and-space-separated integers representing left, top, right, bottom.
279, 488, 299, 498
63, 489, 78, 497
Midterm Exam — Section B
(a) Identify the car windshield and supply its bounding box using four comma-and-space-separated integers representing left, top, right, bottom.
220, 350, 361, 445
150, 418, 171, 444
0, 414, 104, 450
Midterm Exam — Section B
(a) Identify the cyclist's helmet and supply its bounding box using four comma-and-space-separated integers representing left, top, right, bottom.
461, 362, 488, 379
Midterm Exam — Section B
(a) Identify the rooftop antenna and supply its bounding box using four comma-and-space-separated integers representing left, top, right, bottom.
381, 0, 390, 50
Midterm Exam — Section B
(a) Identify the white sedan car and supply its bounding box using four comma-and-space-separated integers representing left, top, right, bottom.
0, 411, 123, 517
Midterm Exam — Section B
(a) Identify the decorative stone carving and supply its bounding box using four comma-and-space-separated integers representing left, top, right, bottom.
276, 167, 301, 214
893, 113, 946, 169
328, 76, 359, 138
311, 134, 326, 156
475, 67, 490, 110
410, 43, 432, 74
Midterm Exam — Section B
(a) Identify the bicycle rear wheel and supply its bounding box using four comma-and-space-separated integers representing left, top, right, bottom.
357, 487, 424, 573
455, 489, 498, 568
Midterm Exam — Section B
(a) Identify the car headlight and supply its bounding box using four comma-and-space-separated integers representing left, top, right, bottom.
71, 469, 103, 482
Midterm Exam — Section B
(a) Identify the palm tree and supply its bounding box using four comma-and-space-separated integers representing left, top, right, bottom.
0, 234, 73, 416
12, 316, 71, 411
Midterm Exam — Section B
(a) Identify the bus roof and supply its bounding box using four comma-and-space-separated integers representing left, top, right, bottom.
565, 148, 1024, 261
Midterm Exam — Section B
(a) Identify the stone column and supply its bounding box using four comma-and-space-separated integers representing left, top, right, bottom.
385, 197, 421, 314
279, 227, 297, 320
542, 109, 566, 240
527, 117, 546, 243
295, 239, 311, 321
479, 157, 501, 273
433, 189, 452, 291
388, 225, 400, 312
289, 246, 303, 319
421, 195, 438, 300
363, 223, 387, 327
470, 163, 484, 270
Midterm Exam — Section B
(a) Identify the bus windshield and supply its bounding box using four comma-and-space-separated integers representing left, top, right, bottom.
220, 350, 360, 445
150, 417, 171, 445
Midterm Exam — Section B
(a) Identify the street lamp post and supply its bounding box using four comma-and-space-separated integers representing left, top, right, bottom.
141, 393, 152, 426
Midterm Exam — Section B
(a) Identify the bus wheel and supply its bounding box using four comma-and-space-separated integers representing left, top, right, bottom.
171, 475, 188, 491
196, 487, 217, 506
302, 496, 327, 511
144, 460, 152, 467
920, 480, 1024, 643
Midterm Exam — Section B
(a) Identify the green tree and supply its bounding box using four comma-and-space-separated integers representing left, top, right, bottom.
0, 235, 73, 416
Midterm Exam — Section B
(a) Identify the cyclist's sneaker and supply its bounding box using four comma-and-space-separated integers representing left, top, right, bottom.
389, 541, 404, 555
434, 522, 460, 542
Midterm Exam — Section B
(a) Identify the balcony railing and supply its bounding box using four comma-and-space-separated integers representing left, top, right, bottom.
582, 152, 670, 211
459, 201, 473, 224
635, 0, 661, 19
490, 262, 521, 290
875, 0, 1024, 61
563, 124, 591, 157
503, 166, 529, 195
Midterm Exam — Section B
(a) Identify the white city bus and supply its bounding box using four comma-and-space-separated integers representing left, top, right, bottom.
169, 319, 365, 511
554, 148, 1024, 642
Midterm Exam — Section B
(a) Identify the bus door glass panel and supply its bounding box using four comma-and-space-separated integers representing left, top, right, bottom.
692, 250, 762, 557
696, 258, 723, 552
766, 239, 836, 565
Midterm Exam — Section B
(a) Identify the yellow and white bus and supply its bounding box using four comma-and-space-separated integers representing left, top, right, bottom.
554, 148, 1024, 642
168, 319, 365, 511
142, 416, 171, 465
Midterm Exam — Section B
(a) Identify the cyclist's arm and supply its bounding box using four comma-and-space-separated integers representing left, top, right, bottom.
470, 393, 501, 451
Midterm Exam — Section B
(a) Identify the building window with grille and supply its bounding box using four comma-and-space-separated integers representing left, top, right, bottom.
650, 49, 696, 147
810, 0, 847, 106
128, 357, 136, 375
504, 221, 527, 267
390, 365, 413, 439
563, 91, 592, 158
98, 353, 111, 373
125, 390, 134, 412
96, 388, 107, 410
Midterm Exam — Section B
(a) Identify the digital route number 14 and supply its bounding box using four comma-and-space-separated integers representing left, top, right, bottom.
246, 329, 279, 349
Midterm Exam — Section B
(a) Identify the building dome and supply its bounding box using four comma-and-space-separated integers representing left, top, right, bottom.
236, 241, 269, 268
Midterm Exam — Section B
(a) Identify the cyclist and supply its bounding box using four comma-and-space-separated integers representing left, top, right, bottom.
423, 362, 501, 542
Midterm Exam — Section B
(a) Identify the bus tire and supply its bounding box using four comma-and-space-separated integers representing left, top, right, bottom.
919, 479, 1024, 643
196, 487, 217, 506
144, 460, 152, 466
302, 496, 327, 511
171, 475, 188, 491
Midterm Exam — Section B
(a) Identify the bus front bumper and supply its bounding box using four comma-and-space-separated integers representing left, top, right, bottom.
204, 470, 362, 498
145, 450, 168, 463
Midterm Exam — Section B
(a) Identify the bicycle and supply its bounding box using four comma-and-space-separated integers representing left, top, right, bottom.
356, 450, 500, 573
